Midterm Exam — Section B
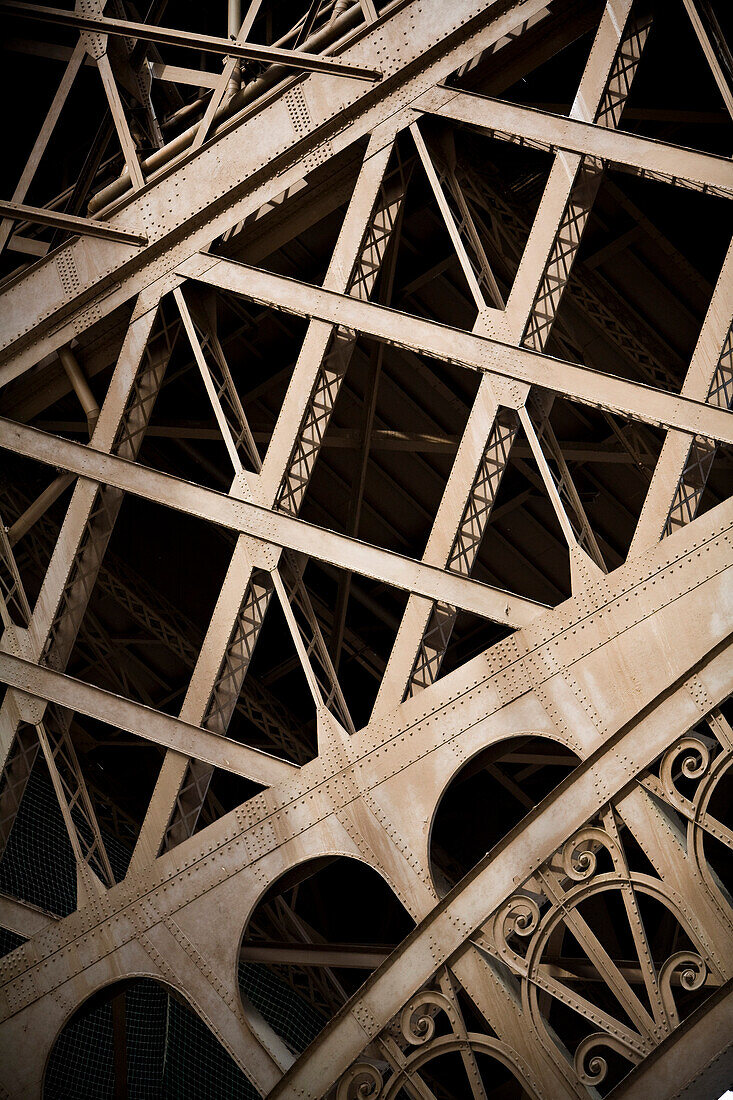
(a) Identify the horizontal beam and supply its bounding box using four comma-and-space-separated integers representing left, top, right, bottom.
180, 257, 733, 444
0, 419, 542, 626
0, 200, 147, 246
7, 234, 49, 258
539, 958, 721, 988
239, 941, 726, 983
0, 651, 300, 787
270, 638, 733, 1097
240, 941, 393, 969
149, 62, 222, 90
31, 422, 682, 464
526, 105, 729, 124
0, 893, 57, 939
0, 2, 382, 81
418, 86, 733, 195
0, 0, 545, 380
33, 421, 464, 450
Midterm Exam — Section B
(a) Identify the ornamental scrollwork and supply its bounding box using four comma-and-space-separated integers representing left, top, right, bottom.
492, 892, 542, 967
337, 703, 733, 1099
658, 951, 707, 1028
558, 825, 624, 882
336, 969, 536, 1100
574, 1032, 643, 1086
336, 1062, 384, 1100
641, 708, 733, 922
399, 990, 452, 1045
485, 803, 727, 1094
658, 736, 712, 811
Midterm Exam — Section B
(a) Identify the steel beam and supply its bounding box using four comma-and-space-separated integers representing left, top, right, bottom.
0, 200, 147, 246
0, 892, 57, 939
0, 651, 299, 786
268, 640, 733, 1098
1, 3, 731, 1094
129, 136, 412, 866
610, 981, 733, 1099
681, 0, 733, 122
0, 40, 86, 254
418, 86, 733, 196
0, 494, 729, 1096
631, 239, 733, 554
0, 2, 382, 80
0, 301, 177, 872
378, 29, 623, 699
179, 257, 733, 443
0, 0, 554, 382
0, 419, 542, 626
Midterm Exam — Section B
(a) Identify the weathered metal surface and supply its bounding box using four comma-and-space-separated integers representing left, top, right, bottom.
0, 0, 731, 1096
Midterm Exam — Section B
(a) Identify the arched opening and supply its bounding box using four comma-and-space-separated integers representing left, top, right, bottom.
347, 979, 537, 1099
430, 735, 580, 892
44, 977, 257, 1099
390, 1049, 533, 1100
239, 855, 414, 1054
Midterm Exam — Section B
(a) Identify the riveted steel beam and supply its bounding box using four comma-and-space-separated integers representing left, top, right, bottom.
0, 652, 300, 786
0, 0, 553, 383
418, 86, 733, 197
0, 1, 383, 80
0, 418, 543, 626
179, 258, 733, 443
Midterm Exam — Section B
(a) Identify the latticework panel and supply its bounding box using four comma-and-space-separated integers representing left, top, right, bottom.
0, 2, 731, 1098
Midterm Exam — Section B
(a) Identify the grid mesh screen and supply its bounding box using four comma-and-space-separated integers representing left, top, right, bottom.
0, 771, 329, 1091
239, 962, 327, 1054
0, 765, 77, 915
44, 979, 262, 1099
0, 764, 133, 915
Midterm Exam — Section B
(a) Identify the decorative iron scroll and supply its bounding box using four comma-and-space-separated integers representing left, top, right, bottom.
336, 700, 733, 1097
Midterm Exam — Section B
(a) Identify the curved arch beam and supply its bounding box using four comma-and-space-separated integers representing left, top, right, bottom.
268, 637, 733, 1098
35, 939, 274, 1100
0, 500, 730, 1097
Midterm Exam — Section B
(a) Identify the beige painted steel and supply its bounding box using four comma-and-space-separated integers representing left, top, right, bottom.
0, 0, 552, 382
0, 500, 730, 1095
0, 1, 731, 1097
180, 256, 733, 442
0, 651, 300, 785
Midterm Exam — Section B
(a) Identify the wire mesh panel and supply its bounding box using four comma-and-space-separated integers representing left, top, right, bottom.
164, 994, 261, 1099
122, 982, 169, 1097
0, 765, 133, 916
0, 928, 25, 959
0, 766, 76, 916
238, 962, 327, 1055
46, 995, 116, 1099
45, 978, 261, 1099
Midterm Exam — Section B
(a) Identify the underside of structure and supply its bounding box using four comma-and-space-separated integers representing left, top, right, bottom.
0, 0, 732, 1097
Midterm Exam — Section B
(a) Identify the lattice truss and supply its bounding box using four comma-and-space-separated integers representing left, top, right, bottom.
0, 0, 731, 1097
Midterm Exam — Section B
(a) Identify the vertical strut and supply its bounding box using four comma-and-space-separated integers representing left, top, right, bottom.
176, 286, 351, 730
163, 285, 358, 846
630, 243, 733, 555
374, 5, 649, 713
0, 300, 177, 863
131, 138, 411, 868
